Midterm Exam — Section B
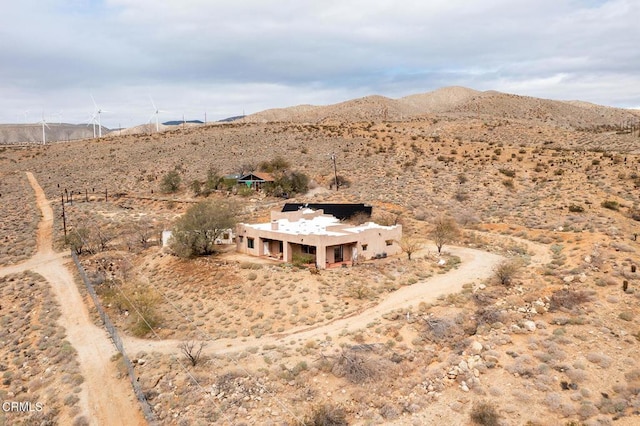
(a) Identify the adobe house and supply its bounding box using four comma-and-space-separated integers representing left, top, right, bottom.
236, 208, 402, 268
237, 172, 275, 190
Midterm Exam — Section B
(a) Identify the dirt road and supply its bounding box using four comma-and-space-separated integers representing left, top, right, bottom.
123, 246, 505, 356
0, 172, 145, 426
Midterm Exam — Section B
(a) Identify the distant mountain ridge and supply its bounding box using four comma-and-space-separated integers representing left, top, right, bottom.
0, 123, 103, 144
243, 86, 640, 129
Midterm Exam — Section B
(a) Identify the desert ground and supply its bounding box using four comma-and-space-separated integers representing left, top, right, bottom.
1, 87, 640, 425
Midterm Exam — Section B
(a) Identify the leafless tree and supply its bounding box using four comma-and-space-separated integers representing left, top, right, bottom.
399, 236, 422, 260
180, 340, 206, 367
429, 215, 460, 254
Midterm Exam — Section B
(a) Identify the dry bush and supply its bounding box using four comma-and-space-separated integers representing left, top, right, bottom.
469, 401, 501, 426
303, 403, 348, 426
180, 341, 206, 367
421, 316, 464, 344
330, 348, 382, 384
493, 259, 521, 286
549, 290, 593, 312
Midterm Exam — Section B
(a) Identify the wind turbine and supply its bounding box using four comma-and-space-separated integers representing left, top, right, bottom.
23, 110, 30, 123
91, 95, 108, 137
86, 113, 98, 138
149, 97, 166, 132
38, 113, 50, 145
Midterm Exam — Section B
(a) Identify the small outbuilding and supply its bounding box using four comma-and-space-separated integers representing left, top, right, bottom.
237, 172, 275, 190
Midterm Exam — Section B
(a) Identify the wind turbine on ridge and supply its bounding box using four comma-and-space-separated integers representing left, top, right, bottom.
91, 95, 108, 137
38, 112, 49, 145
86, 113, 98, 138
149, 97, 167, 132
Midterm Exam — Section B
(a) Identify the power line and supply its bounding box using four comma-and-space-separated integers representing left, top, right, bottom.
110, 278, 235, 424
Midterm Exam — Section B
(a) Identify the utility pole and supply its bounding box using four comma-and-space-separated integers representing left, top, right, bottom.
330, 153, 339, 191
61, 193, 67, 237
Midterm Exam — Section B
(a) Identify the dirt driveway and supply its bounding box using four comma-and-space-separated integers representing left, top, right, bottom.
0, 172, 145, 426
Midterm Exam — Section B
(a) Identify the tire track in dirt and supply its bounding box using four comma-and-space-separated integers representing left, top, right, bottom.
0, 172, 146, 426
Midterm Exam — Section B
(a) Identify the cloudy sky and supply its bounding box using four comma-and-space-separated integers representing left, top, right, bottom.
1, 0, 638, 128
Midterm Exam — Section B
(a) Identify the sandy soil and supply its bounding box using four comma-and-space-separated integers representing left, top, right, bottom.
122, 246, 504, 356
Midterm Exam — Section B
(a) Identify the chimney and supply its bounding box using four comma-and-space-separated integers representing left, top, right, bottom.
271, 220, 279, 231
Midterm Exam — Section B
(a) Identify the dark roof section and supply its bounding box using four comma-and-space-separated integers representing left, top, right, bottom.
238, 172, 275, 182
282, 203, 372, 221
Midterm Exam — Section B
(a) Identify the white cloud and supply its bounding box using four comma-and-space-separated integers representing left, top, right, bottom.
0, 0, 638, 127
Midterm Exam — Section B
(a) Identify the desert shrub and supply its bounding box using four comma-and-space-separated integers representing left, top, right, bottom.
470, 401, 501, 426
422, 317, 464, 343
303, 403, 347, 426
549, 290, 592, 312
264, 171, 309, 197
190, 179, 202, 196
170, 200, 239, 258
601, 200, 619, 211
259, 155, 290, 173
618, 311, 634, 321
292, 253, 315, 267
568, 204, 584, 213
331, 349, 381, 384
475, 306, 506, 327
493, 259, 521, 286
498, 168, 516, 178
160, 170, 181, 193
502, 178, 514, 188
124, 286, 161, 337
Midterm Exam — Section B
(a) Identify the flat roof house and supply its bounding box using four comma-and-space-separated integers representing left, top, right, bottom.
236, 208, 402, 268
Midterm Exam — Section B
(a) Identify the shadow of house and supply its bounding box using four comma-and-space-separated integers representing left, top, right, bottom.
281, 203, 372, 221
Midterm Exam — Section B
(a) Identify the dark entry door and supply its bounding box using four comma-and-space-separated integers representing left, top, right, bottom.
334, 246, 343, 262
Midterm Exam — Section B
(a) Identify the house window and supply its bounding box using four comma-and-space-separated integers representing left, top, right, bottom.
301, 244, 316, 255
361, 244, 368, 251
238, 236, 244, 243
247, 238, 255, 249
385, 240, 393, 246
222, 232, 229, 240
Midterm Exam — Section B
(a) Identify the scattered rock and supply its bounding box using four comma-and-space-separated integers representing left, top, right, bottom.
469, 340, 483, 355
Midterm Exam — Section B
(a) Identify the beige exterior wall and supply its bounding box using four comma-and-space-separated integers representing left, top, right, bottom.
236, 211, 402, 268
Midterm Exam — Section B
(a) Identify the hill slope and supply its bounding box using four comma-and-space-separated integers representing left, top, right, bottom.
245, 86, 640, 129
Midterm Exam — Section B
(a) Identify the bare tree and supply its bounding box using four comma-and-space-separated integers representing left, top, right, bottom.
429, 215, 460, 254
134, 217, 155, 249
180, 340, 206, 367
399, 236, 422, 261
